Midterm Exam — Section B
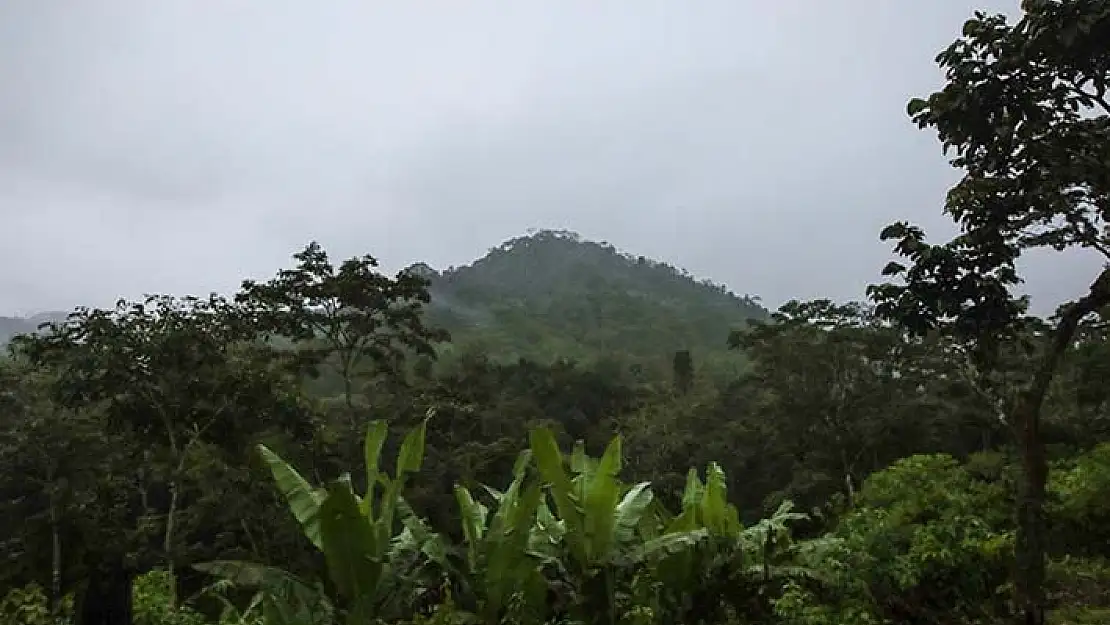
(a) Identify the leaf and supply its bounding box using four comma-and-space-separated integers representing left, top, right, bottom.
319, 482, 382, 601
701, 462, 740, 536
193, 560, 331, 625
529, 428, 586, 563
257, 444, 326, 551
396, 419, 427, 476
881, 261, 907, 276
583, 435, 623, 562
613, 481, 654, 544
364, 420, 388, 501
681, 468, 704, 513
906, 97, 929, 116
879, 222, 907, 241
192, 560, 309, 590
454, 485, 489, 552
630, 528, 708, 563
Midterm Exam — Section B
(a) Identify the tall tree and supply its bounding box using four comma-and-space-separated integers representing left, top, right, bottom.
12, 294, 306, 624
238, 242, 448, 413
671, 350, 694, 395
869, 2, 1110, 622
0, 362, 110, 616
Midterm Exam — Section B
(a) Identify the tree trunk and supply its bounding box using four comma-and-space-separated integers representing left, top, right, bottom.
1013, 397, 1048, 625
49, 499, 62, 617
163, 479, 179, 609
76, 559, 133, 625
1011, 268, 1110, 625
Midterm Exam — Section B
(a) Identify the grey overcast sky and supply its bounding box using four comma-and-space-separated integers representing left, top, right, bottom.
1, 0, 1102, 317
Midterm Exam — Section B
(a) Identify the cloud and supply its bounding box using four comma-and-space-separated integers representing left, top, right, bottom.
3, 0, 1094, 317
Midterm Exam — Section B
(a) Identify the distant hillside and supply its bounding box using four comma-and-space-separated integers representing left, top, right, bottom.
2, 232, 769, 376
418, 229, 768, 372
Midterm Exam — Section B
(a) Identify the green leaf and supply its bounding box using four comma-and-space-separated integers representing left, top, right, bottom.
319, 482, 382, 602
454, 485, 489, 554
614, 481, 654, 544
630, 528, 708, 563
257, 444, 326, 551
396, 419, 427, 476
529, 428, 585, 563
906, 98, 929, 116
363, 420, 388, 499
583, 435, 623, 562
192, 560, 310, 590
681, 467, 703, 513
702, 462, 740, 536
881, 261, 907, 276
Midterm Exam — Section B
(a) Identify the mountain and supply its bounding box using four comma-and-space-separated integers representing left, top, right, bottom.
1, 231, 769, 375
419, 229, 768, 373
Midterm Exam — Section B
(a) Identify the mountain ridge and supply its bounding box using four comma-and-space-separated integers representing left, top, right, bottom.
418, 229, 767, 369
1, 231, 769, 369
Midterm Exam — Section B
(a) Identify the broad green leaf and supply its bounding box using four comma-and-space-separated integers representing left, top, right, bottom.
484, 480, 543, 615
396, 419, 427, 476
702, 462, 739, 536
454, 484, 489, 565
570, 440, 589, 474
529, 428, 574, 495
363, 421, 388, 499
582, 435, 623, 562
681, 468, 703, 513
614, 481, 654, 544
596, 435, 622, 477
529, 428, 585, 562
257, 444, 325, 551
319, 482, 382, 601
192, 560, 311, 591
630, 528, 708, 563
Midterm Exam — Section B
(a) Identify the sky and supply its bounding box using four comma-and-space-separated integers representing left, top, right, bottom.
1, 0, 1102, 317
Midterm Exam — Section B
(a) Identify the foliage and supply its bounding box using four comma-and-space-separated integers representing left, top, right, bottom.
869, 1, 1110, 621
2, 137, 1109, 625
200, 421, 827, 625
771, 454, 1015, 625
238, 241, 448, 411
424, 230, 765, 374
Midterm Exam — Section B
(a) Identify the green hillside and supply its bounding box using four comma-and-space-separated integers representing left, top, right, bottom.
1, 231, 767, 378
418, 229, 768, 373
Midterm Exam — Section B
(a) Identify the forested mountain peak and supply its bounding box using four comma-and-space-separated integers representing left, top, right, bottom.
418, 229, 768, 367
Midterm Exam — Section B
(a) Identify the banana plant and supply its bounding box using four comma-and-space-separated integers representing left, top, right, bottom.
191, 560, 333, 625
314, 418, 439, 622
528, 429, 706, 625
198, 419, 438, 625
646, 463, 815, 625
450, 449, 548, 625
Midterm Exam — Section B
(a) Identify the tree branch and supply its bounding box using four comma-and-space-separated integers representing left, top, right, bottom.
1022, 266, 1110, 414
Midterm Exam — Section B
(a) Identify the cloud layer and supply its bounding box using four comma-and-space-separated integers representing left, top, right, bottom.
2, 0, 1095, 316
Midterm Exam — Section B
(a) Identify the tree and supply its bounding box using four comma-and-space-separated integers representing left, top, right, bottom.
0, 362, 111, 617
671, 350, 694, 395
726, 300, 975, 509
869, 2, 1110, 621
238, 242, 449, 414
12, 294, 310, 624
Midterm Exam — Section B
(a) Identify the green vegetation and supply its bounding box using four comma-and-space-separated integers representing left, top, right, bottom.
420, 229, 766, 375
2, 2, 1110, 624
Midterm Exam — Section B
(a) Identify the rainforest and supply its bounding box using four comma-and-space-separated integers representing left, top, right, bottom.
3, 4, 1110, 625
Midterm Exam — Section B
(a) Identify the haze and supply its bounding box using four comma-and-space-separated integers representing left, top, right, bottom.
3, 0, 1098, 317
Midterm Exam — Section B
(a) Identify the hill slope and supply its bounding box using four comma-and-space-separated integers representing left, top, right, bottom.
1, 232, 769, 376
419, 230, 768, 371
